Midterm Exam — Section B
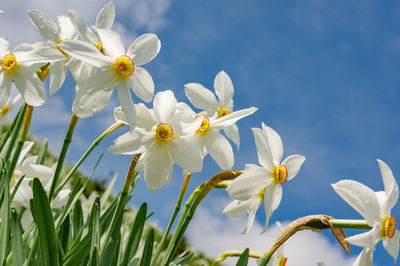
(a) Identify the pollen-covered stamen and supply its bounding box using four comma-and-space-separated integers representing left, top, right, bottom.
272, 165, 288, 184
155, 123, 174, 143
56, 39, 68, 56
1, 54, 18, 74
217, 107, 230, 118
96, 42, 105, 55
0, 105, 10, 115
382, 216, 397, 238
195, 116, 210, 135
115, 55, 134, 77
278, 257, 287, 266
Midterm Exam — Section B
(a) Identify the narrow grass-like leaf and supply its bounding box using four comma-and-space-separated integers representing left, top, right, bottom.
73, 198, 84, 241
35, 138, 48, 164
236, 248, 249, 266
100, 213, 123, 266
90, 245, 99, 266
0, 169, 10, 265
121, 202, 147, 266
10, 208, 24, 266
59, 213, 71, 253
10, 174, 25, 202
170, 250, 193, 266
140, 229, 154, 266
32, 177, 59, 266
100, 173, 117, 208
89, 197, 100, 263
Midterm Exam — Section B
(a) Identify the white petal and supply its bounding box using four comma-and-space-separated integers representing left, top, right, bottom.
262, 123, 283, 165
18, 141, 34, 166
0, 73, 11, 107
97, 29, 125, 58
271, 184, 282, 212
353, 249, 374, 266
68, 59, 96, 84
72, 71, 116, 117
128, 67, 154, 103
68, 10, 99, 44
57, 15, 75, 39
0, 37, 10, 57
252, 127, 275, 171
212, 107, 257, 129
263, 184, 278, 232
95, 1, 115, 29
144, 143, 173, 191
169, 138, 203, 173
281, 155, 306, 181
108, 131, 149, 155
14, 44, 64, 67
127, 33, 161, 66
27, 10, 60, 42
345, 224, 381, 249
204, 129, 234, 170
49, 60, 67, 94
18, 164, 54, 182
227, 165, 271, 201
182, 134, 205, 157
331, 180, 382, 226
52, 188, 71, 208
135, 103, 156, 130
224, 124, 240, 151
153, 90, 177, 123
377, 159, 399, 213
59, 40, 114, 68
13, 68, 45, 106
184, 83, 218, 113
223, 196, 261, 234
117, 81, 136, 129
383, 230, 400, 263
214, 71, 234, 108
21, 209, 34, 231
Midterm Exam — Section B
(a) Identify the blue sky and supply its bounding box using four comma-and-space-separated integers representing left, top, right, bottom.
1, 0, 400, 265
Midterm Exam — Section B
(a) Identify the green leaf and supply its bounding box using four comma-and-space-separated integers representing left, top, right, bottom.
140, 229, 154, 266
10, 174, 25, 202
100, 173, 118, 208
99, 213, 123, 266
73, 198, 84, 241
58, 213, 71, 253
121, 202, 147, 266
10, 208, 24, 266
0, 169, 10, 265
89, 197, 100, 263
35, 138, 48, 164
236, 248, 249, 266
32, 177, 59, 266
89, 245, 99, 266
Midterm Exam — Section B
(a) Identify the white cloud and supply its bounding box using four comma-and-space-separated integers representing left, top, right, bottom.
187, 198, 356, 266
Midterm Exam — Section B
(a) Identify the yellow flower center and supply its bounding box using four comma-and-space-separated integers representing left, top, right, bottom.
195, 116, 210, 135
217, 107, 230, 118
1, 54, 19, 75
0, 104, 10, 115
272, 165, 288, 184
56, 39, 68, 56
155, 123, 176, 143
115, 55, 134, 77
96, 42, 105, 55
278, 257, 287, 266
382, 216, 397, 238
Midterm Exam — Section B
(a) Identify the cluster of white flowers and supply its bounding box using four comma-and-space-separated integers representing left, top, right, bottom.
0, 2, 398, 265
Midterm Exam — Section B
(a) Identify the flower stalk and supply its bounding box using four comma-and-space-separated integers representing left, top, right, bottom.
213, 250, 263, 265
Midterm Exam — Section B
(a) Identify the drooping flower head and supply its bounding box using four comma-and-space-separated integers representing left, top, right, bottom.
224, 123, 305, 233
332, 159, 399, 265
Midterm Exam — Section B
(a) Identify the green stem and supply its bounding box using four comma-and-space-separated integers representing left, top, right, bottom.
53, 122, 124, 198
151, 174, 192, 266
49, 114, 79, 200
212, 250, 263, 266
329, 219, 371, 230
7, 104, 33, 181
0, 103, 25, 154
99, 154, 141, 258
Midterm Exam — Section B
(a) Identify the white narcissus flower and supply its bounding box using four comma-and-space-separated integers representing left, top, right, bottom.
224, 123, 305, 233
108, 90, 203, 191
0, 38, 63, 106
332, 159, 399, 265
185, 71, 242, 149
0, 93, 22, 127
80, 192, 98, 221
27, 10, 79, 94
183, 106, 256, 170
59, 29, 161, 128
